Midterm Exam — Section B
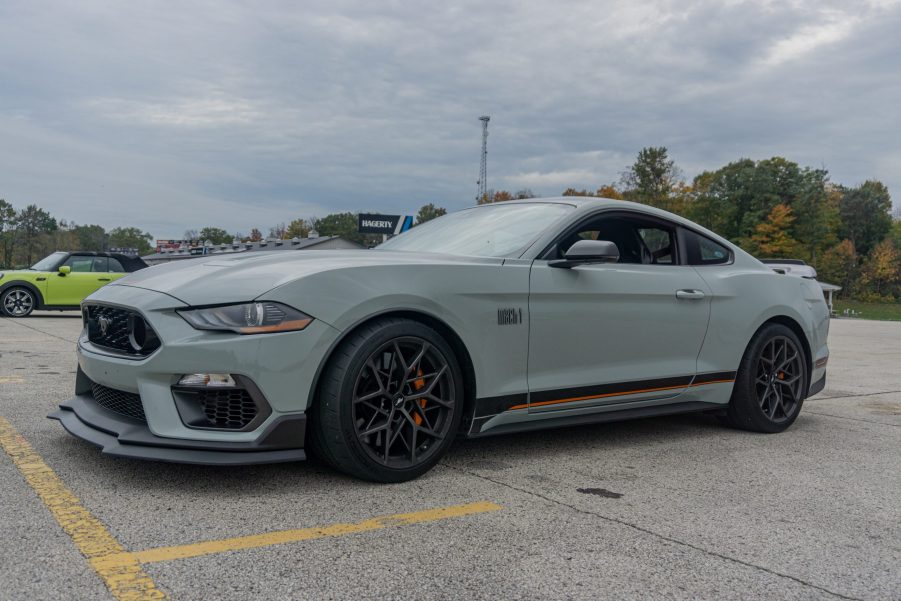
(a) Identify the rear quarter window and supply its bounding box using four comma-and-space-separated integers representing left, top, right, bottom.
683, 229, 732, 265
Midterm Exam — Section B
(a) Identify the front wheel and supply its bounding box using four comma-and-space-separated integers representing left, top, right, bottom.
1, 287, 36, 317
723, 323, 808, 433
310, 318, 463, 482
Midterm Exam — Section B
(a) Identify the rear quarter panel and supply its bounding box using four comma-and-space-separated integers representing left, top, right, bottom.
693, 264, 829, 387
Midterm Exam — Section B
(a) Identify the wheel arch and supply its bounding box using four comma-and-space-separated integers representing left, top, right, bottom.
307, 309, 479, 430
0, 280, 45, 309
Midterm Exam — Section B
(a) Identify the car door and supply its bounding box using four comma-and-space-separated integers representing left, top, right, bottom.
527, 212, 711, 412
46, 256, 111, 305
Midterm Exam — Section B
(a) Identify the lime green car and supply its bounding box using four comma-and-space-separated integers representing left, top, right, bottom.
0, 251, 148, 317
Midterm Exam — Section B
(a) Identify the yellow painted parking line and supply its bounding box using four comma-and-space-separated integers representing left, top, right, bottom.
98, 500, 502, 566
0, 417, 166, 601
0, 376, 25, 384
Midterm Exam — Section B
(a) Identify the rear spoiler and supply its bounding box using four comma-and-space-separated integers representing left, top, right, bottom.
759, 260, 817, 279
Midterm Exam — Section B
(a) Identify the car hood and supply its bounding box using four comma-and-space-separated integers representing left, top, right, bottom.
109, 250, 501, 306
0, 270, 41, 281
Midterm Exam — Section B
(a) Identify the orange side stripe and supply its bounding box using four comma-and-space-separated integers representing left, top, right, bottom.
508, 378, 735, 412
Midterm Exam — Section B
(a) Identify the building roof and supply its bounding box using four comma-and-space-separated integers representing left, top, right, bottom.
141, 236, 358, 262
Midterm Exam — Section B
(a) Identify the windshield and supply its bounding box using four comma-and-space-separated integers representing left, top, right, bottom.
378, 202, 574, 257
29, 252, 69, 271
30, 252, 67, 271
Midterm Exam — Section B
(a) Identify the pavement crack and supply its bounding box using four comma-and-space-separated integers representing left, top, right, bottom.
804, 410, 901, 428
443, 462, 863, 601
0, 318, 78, 344
814, 390, 901, 401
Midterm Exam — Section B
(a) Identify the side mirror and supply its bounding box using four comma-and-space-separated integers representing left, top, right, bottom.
58, 266, 71, 276
549, 240, 620, 269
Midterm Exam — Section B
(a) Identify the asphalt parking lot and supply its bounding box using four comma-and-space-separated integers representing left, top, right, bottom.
1, 314, 899, 600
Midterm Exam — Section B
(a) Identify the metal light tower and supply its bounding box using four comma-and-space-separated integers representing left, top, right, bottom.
476, 115, 490, 202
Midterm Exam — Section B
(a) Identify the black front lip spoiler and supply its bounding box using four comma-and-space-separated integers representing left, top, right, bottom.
48, 394, 306, 466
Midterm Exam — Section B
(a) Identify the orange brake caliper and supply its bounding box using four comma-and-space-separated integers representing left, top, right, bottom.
412, 369, 427, 425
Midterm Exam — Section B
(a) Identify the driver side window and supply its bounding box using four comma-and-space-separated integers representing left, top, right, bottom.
62, 256, 94, 272
559, 214, 677, 265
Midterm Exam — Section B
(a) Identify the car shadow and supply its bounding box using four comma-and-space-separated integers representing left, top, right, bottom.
47, 411, 731, 494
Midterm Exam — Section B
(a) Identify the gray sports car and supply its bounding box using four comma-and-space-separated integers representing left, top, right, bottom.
50, 198, 830, 482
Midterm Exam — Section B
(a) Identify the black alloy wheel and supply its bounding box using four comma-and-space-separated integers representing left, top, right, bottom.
311, 318, 463, 482
754, 335, 804, 423
724, 323, 808, 433
352, 337, 456, 468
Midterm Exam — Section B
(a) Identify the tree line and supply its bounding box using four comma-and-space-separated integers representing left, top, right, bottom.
0, 200, 154, 268
478, 148, 900, 302
3, 148, 897, 302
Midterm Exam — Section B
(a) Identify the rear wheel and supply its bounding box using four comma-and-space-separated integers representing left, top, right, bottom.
1, 287, 36, 317
310, 318, 463, 482
723, 323, 808, 433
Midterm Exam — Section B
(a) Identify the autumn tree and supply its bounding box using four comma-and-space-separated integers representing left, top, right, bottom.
416, 203, 446, 224
284, 219, 311, 239
513, 189, 536, 199
749, 204, 799, 258
108, 227, 153, 255
856, 240, 901, 301
199, 227, 232, 244
816, 240, 858, 293
478, 190, 514, 204
838, 180, 893, 256
248, 228, 263, 242
596, 184, 624, 200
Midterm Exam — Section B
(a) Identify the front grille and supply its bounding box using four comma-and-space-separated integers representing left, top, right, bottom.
91, 383, 146, 422
83, 304, 160, 356
197, 389, 258, 430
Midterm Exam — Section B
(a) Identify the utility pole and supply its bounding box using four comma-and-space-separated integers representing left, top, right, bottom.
476, 116, 490, 202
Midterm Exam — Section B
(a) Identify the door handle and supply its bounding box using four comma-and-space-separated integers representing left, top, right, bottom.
675, 289, 705, 300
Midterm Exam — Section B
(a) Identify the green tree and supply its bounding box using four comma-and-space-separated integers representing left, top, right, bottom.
620, 147, 683, 212
314, 212, 377, 246
73, 224, 107, 252
816, 240, 857, 294
199, 227, 232, 244
749, 204, 799, 257
416, 204, 446, 224
16, 204, 57, 266
513, 189, 536, 199
284, 219, 311, 239
108, 227, 153, 255
790, 170, 838, 264
838, 180, 893, 256
0, 199, 16, 268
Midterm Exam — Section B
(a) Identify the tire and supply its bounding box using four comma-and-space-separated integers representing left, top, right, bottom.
1, 287, 36, 318
723, 323, 808, 433
309, 317, 464, 482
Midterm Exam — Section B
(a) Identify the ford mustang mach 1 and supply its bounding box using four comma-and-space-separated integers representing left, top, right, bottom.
49, 199, 830, 482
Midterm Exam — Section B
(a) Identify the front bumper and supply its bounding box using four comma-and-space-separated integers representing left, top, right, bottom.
48, 391, 306, 465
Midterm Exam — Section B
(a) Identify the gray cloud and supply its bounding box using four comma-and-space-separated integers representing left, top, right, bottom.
1, 0, 898, 237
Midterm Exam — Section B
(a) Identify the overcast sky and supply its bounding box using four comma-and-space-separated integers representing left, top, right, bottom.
1, 0, 899, 239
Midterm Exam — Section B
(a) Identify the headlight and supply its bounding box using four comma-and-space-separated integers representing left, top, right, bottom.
178, 302, 313, 334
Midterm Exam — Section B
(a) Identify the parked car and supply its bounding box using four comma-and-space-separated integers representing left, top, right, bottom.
50, 199, 830, 482
0, 251, 147, 317
759, 259, 818, 279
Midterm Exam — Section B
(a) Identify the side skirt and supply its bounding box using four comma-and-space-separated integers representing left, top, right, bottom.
468, 401, 722, 438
